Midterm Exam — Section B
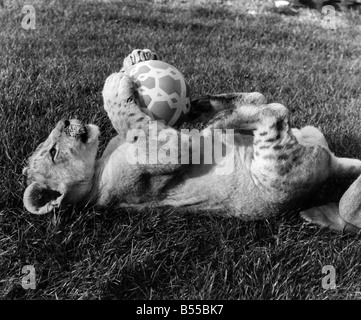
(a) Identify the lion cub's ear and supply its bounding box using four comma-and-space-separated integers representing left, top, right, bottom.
23, 181, 64, 215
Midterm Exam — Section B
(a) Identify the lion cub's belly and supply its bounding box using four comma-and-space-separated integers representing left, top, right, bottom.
99, 134, 269, 218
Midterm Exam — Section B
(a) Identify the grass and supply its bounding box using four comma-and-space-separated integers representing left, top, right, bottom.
1, 0, 361, 299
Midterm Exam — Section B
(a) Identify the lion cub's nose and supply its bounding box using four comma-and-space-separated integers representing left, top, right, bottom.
64, 119, 87, 141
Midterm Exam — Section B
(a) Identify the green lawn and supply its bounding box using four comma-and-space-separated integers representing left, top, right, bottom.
1, 0, 361, 299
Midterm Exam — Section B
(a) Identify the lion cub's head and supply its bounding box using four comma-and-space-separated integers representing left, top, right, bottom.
23, 119, 100, 214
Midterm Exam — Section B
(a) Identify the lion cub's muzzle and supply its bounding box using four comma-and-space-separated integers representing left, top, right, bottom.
63, 119, 88, 143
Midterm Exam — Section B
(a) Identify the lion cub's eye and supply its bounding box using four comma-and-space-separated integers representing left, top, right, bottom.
49, 145, 57, 162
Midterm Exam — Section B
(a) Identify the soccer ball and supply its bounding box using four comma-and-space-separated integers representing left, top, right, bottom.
125, 60, 191, 127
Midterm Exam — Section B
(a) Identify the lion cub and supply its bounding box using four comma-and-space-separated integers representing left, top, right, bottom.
23, 49, 361, 233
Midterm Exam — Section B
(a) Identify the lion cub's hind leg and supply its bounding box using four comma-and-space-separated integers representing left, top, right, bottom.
189, 92, 267, 124
300, 153, 361, 234
300, 204, 361, 234
296, 126, 361, 179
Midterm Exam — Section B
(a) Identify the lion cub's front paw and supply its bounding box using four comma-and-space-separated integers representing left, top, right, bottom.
123, 49, 159, 69
102, 72, 134, 111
